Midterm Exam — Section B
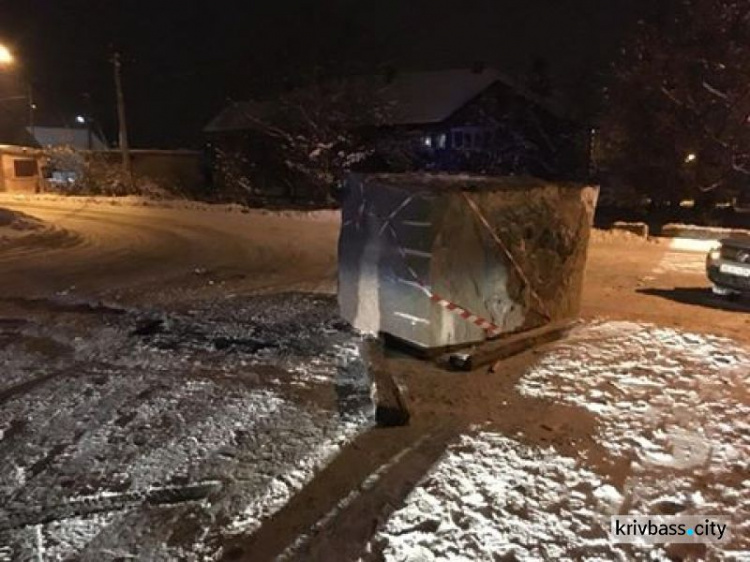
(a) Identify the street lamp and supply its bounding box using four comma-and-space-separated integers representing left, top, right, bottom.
0, 43, 36, 136
0, 44, 14, 66
0, 44, 36, 135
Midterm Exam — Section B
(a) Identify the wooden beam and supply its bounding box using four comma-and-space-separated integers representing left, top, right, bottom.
447, 320, 578, 372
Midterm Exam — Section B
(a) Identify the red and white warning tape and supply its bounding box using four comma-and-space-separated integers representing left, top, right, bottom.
428, 291, 504, 337
379, 210, 507, 338
398, 276, 505, 337
362, 192, 511, 338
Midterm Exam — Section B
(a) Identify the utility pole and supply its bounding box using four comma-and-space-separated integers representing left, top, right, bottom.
27, 82, 35, 136
112, 52, 134, 189
83, 93, 93, 150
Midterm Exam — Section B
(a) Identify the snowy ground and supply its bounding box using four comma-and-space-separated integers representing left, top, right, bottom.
653, 251, 707, 275
0, 293, 373, 561
371, 432, 631, 561
1, 196, 748, 560
369, 322, 750, 561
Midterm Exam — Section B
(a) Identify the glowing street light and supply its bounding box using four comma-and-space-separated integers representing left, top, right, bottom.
685, 152, 698, 164
0, 44, 14, 66
0, 43, 35, 133
76, 115, 86, 124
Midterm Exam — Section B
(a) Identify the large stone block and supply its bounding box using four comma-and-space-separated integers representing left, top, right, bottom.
338, 173, 599, 350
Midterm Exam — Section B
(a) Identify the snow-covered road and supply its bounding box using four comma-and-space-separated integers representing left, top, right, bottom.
0, 195, 340, 303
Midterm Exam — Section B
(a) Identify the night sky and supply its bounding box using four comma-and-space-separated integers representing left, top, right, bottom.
0, 0, 649, 148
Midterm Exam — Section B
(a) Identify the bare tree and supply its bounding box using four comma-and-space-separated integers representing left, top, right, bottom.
237, 77, 393, 201
601, 0, 750, 209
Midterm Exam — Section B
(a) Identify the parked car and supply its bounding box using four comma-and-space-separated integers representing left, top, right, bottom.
706, 237, 750, 298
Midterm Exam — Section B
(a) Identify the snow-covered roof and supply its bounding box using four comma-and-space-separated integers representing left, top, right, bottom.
205, 68, 556, 133
374, 68, 505, 125
204, 100, 275, 133
27, 126, 108, 150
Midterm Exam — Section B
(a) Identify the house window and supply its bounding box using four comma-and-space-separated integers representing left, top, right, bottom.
13, 159, 38, 178
437, 134, 447, 149
450, 128, 497, 150
422, 135, 433, 148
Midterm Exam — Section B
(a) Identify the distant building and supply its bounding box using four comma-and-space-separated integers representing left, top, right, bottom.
27, 126, 108, 150
206, 68, 591, 205
0, 145, 45, 194
0, 123, 109, 193
0, 114, 109, 151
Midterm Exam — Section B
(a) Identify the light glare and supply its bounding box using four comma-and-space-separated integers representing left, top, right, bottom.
0, 44, 14, 65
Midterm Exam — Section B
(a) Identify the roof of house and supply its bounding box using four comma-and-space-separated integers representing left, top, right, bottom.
205, 68, 561, 134
205, 100, 276, 133
370, 68, 505, 126
27, 126, 108, 150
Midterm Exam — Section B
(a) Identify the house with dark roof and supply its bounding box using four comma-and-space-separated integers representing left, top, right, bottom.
205, 68, 590, 204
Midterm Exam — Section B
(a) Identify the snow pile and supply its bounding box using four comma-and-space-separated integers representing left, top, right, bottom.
518, 321, 750, 556
0, 208, 47, 243
0, 206, 81, 253
590, 228, 653, 245
666, 238, 720, 253
653, 251, 706, 274
0, 208, 45, 231
370, 432, 658, 561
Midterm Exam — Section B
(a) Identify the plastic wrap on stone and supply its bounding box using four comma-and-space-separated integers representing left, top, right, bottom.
338, 173, 599, 350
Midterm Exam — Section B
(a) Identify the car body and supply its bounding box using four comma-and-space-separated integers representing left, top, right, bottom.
706, 237, 750, 297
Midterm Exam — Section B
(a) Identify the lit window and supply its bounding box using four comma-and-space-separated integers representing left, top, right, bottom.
423, 136, 433, 148
437, 134, 447, 149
